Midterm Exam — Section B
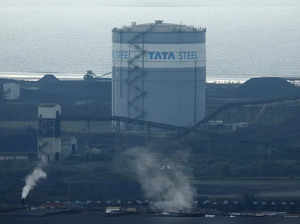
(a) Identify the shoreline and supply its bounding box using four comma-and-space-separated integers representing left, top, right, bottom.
1, 72, 299, 84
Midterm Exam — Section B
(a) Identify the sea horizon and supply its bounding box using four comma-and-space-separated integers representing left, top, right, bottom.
1, 71, 299, 84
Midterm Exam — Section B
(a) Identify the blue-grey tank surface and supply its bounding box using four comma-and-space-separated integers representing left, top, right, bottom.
112, 20, 206, 127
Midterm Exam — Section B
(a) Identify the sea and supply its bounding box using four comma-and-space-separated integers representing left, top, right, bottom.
0, 2, 299, 83
1, 213, 300, 224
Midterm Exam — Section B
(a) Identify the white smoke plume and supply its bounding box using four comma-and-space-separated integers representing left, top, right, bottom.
21, 154, 48, 199
122, 147, 195, 211
22, 168, 47, 199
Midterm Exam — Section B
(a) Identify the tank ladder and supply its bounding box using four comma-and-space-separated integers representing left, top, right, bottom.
127, 24, 156, 121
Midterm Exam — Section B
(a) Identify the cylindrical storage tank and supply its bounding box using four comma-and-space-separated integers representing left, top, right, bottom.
112, 20, 206, 127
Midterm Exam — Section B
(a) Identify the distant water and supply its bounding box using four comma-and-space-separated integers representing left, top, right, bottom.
1, 214, 299, 224
0, 6, 299, 82
0, 72, 290, 83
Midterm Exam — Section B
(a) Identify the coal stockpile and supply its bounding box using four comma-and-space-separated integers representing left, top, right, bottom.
0, 79, 112, 121
237, 77, 299, 98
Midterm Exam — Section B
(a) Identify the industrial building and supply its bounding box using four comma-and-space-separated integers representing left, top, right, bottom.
112, 20, 206, 127
2, 82, 20, 100
37, 104, 78, 162
38, 104, 62, 162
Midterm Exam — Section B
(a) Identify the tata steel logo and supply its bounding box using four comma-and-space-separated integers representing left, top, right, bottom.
148, 51, 176, 60
113, 50, 200, 61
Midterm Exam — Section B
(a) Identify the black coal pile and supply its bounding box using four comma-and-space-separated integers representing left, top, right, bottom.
237, 77, 299, 98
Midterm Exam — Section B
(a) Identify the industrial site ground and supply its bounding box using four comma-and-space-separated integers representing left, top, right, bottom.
1, 76, 300, 207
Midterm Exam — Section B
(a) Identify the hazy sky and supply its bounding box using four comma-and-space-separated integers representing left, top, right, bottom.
1, 0, 299, 7
0, 0, 299, 76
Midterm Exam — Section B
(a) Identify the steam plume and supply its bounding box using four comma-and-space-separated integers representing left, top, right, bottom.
22, 168, 47, 199
21, 154, 48, 200
122, 147, 195, 211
